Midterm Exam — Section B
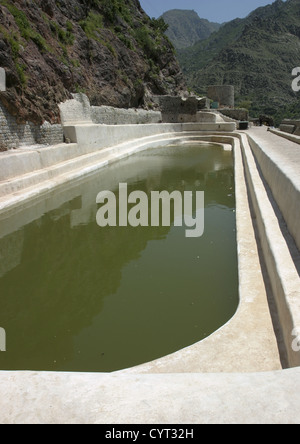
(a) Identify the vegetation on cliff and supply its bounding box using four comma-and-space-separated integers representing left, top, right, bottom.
175, 0, 300, 123
0, 0, 186, 124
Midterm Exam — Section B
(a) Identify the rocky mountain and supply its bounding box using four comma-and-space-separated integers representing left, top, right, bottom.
161, 10, 221, 50
178, 0, 300, 122
0, 0, 186, 125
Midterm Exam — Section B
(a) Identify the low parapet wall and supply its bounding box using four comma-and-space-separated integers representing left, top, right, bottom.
59, 93, 162, 126
91, 106, 162, 125
63, 121, 236, 150
279, 119, 300, 136
248, 132, 300, 254
0, 102, 63, 150
219, 108, 249, 122
243, 131, 300, 368
0, 121, 236, 212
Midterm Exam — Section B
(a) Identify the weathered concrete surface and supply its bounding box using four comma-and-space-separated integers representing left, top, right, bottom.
246, 127, 300, 368
0, 369, 300, 424
247, 127, 300, 253
63, 122, 236, 150
269, 127, 300, 145
196, 112, 225, 123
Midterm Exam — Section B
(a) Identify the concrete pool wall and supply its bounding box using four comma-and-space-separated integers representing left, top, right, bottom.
0, 117, 299, 423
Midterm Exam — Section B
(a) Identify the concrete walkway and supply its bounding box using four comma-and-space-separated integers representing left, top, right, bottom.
1, 369, 300, 424
247, 126, 300, 184
247, 126, 300, 256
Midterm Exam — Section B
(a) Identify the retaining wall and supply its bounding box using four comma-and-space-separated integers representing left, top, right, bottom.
91, 105, 162, 125
243, 132, 300, 368
0, 102, 63, 149
219, 108, 249, 122
279, 119, 300, 136
59, 93, 162, 126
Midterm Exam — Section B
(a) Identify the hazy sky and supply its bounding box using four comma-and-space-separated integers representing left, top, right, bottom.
139, 0, 282, 23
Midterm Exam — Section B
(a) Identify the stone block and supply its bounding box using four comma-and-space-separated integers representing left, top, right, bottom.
279, 124, 295, 134
59, 93, 92, 125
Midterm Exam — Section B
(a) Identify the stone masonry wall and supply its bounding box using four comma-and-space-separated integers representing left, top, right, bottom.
151, 95, 198, 123
59, 93, 162, 126
0, 101, 64, 150
219, 108, 249, 122
279, 119, 300, 136
91, 106, 162, 125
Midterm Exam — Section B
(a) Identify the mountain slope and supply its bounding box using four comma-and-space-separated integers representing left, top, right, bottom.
178, 0, 300, 119
0, 0, 186, 124
161, 9, 221, 50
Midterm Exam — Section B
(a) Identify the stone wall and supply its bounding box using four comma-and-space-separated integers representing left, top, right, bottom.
219, 108, 249, 122
91, 106, 162, 125
59, 93, 162, 126
279, 119, 300, 136
0, 101, 64, 150
58, 93, 93, 126
151, 95, 198, 123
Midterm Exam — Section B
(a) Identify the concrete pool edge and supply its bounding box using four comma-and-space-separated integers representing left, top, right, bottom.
0, 132, 235, 214
0, 368, 300, 424
0, 125, 299, 423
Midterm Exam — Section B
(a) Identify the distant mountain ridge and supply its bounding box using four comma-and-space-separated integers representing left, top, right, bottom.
161, 10, 221, 50
177, 0, 300, 123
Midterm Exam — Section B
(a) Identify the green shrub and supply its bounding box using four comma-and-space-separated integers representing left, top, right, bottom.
50, 21, 75, 46
117, 33, 134, 50
2, 1, 32, 39
30, 32, 49, 52
79, 12, 103, 41
134, 26, 157, 60
15, 62, 28, 86
2, 1, 52, 53
0, 25, 28, 86
150, 18, 169, 33
101, 0, 133, 26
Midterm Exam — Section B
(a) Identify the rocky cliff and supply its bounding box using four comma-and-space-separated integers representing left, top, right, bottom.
0, 0, 186, 125
161, 10, 221, 50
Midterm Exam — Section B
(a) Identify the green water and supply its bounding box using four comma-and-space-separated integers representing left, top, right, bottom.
0, 143, 238, 372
